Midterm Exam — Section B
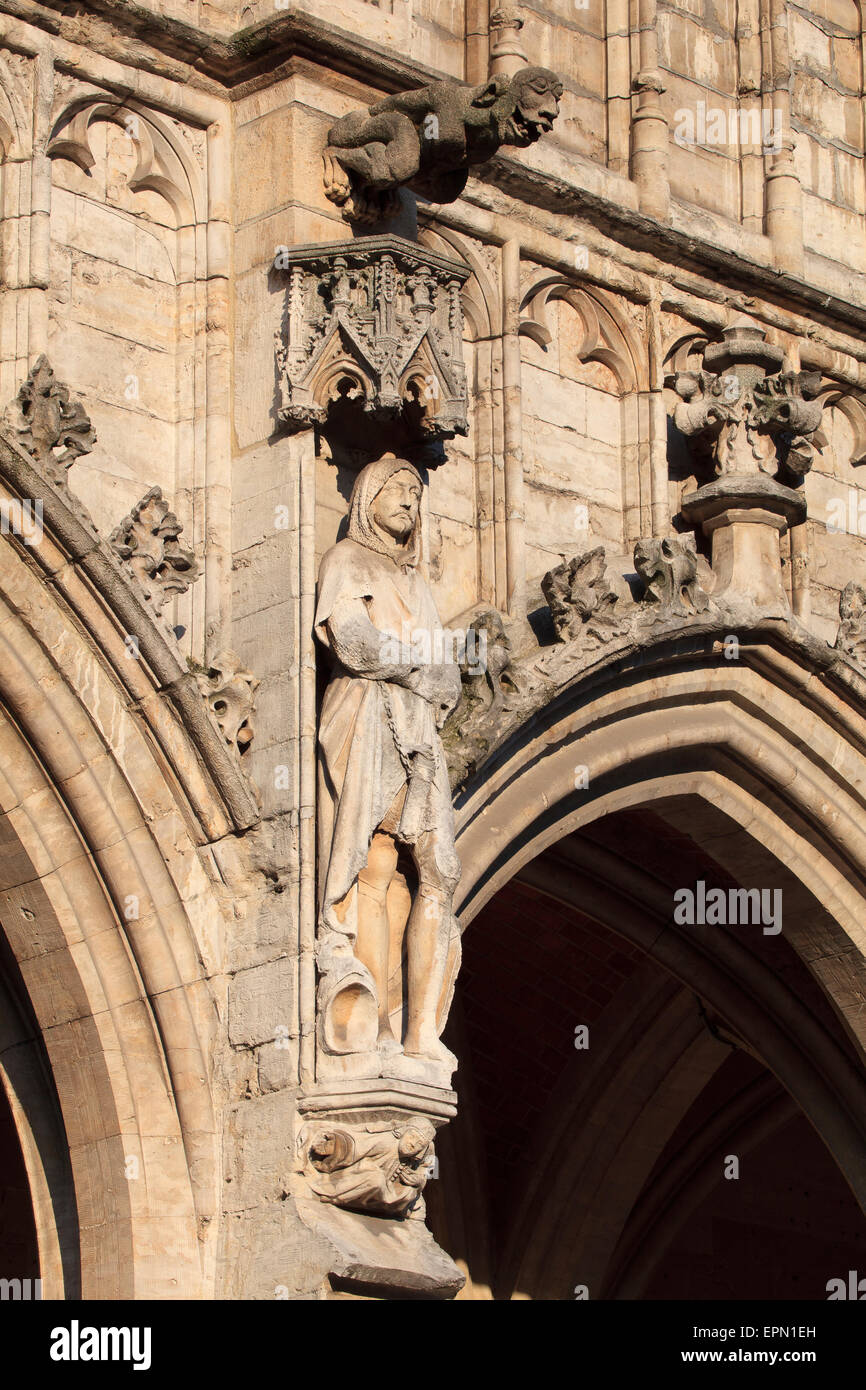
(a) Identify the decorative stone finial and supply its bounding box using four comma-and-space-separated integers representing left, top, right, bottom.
667, 323, 822, 483
4, 355, 95, 490
668, 325, 824, 612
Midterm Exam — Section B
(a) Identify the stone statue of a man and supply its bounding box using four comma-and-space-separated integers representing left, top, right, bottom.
315, 454, 462, 1068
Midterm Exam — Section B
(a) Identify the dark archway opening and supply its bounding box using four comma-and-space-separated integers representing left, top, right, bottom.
429, 806, 866, 1299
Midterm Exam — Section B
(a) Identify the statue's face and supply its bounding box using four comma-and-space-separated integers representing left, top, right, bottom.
371, 469, 422, 542
502, 70, 563, 146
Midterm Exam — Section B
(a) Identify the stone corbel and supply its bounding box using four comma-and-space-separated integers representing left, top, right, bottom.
293, 1082, 464, 1297
274, 237, 470, 444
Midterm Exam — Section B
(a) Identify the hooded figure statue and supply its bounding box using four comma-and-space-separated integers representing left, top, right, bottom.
315, 454, 462, 1069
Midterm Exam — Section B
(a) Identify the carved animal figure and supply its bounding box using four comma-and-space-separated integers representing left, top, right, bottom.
323, 68, 562, 220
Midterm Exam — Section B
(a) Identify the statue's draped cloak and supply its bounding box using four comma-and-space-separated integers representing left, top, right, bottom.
315, 535, 458, 945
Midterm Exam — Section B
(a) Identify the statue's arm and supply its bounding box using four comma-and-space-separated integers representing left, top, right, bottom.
325, 597, 462, 721
325, 597, 419, 684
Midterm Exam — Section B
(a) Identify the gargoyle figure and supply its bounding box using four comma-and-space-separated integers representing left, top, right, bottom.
323, 67, 563, 222
835, 581, 866, 667
633, 537, 710, 615
541, 547, 620, 644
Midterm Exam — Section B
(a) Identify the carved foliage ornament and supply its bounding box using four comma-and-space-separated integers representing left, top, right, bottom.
667, 324, 823, 483
633, 537, 710, 614
274, 236, 469, 441
4, 355, 95, 489
109, 486, 200, 612
835, 581, 866, 667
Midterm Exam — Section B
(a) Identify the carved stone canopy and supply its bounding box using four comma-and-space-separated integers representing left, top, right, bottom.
274, 236, 469, 444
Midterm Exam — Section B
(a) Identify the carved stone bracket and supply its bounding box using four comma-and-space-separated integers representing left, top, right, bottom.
298, 1117, 436, 1218
195, 651, 258, 756
294, 1081, 463, 1296
274, 236, 470, 443
109, 486, 200, 614
4, 355, 95, 492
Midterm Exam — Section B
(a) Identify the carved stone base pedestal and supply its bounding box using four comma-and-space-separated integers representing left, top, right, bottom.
681, 476, 806, 614
294, 1080, 462, 1298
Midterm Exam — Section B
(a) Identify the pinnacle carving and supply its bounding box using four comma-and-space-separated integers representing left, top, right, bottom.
4, 355, 96, 490
109, 487, 200, 613
667, 323, 823, 483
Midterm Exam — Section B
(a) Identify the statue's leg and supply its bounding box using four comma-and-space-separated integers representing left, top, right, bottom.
403, 829, 460, 1063
356, 830, 403, 1054
326, 112, 420, 190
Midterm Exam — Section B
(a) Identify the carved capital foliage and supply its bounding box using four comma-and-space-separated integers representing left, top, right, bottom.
298, 1119, 436, 1217
274, 237, 469, 443
835, 582, 866, 667
195, 651, 259, 755
109, 487, 200, 613
4, 355, 95, 490
666, 323, 824, 483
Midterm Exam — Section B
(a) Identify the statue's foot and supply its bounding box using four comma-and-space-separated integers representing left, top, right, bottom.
403, 1033, 457, 1070
377, 1031, 404, 1058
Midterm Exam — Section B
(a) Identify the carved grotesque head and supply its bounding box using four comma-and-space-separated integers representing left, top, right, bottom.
501, 67, 563, 146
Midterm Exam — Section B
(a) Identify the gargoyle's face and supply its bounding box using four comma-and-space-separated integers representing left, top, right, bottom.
502, 68, 563, 146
